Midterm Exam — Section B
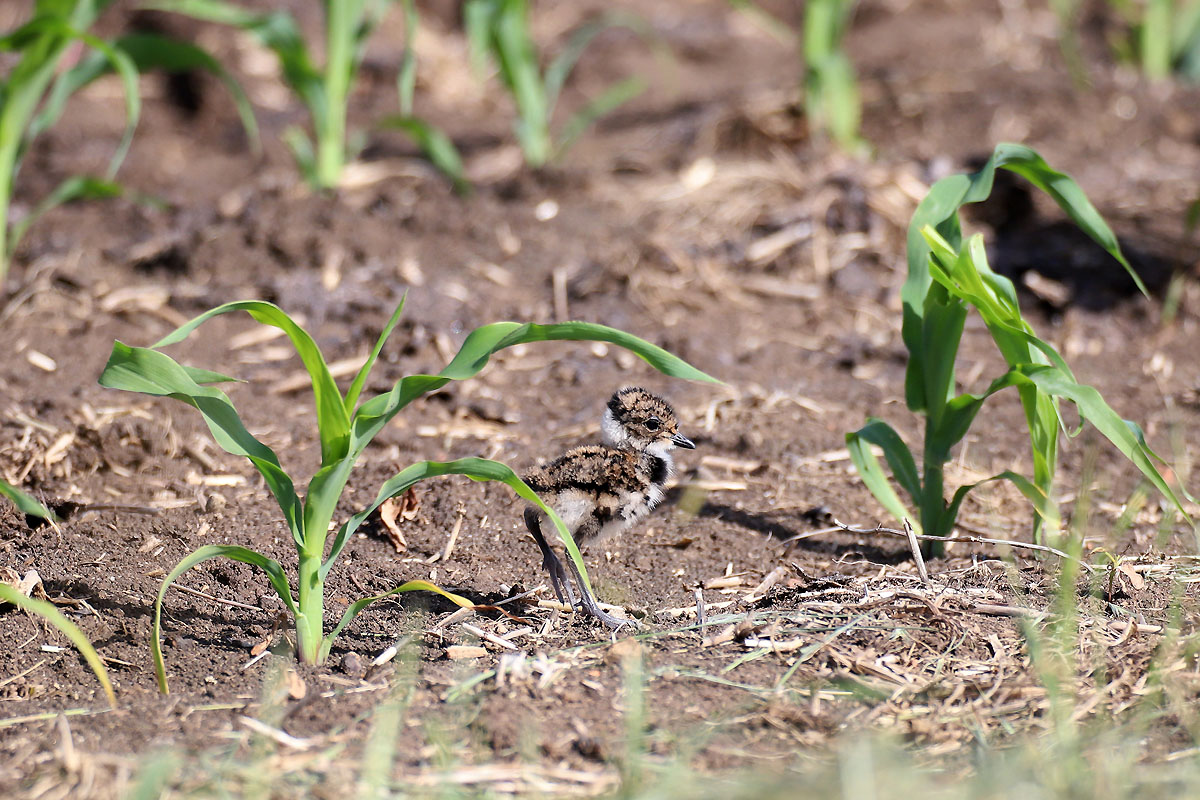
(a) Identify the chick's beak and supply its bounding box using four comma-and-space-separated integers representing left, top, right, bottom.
671, 431, 696, 449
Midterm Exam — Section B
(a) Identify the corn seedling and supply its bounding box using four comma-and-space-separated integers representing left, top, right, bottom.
803, 0, 863, 151
377, 0, 468, 193
847, 143, 1190, 556
1055, 0, 1200, 81
0, 0, 139, 285
464, 0, 649, 167
98, 297, 717, 690
150, 0, 395, 189
1123, 0, 1200, 80
0, 1, 258, 285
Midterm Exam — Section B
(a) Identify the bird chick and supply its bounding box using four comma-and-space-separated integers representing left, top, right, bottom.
522, 387, 696, 629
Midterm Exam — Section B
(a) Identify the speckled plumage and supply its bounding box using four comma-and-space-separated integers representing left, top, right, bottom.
521, 387, 695, 629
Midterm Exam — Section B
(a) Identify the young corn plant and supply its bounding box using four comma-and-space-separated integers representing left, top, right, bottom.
149, 0, 394, 189
0, 1, 258, 285
98, 298, 717, 691
1122, 0, 1200, 80
847, 143, 1190, 556
803, 0, 863, 151
464, 0, 649, 168
1054, 0, 1200, 81
0, 0, 139, 285
377, 0, 469, 193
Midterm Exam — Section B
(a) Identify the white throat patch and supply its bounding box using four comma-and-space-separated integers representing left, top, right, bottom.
601, 407, 628, 447
646, 440, 676, 475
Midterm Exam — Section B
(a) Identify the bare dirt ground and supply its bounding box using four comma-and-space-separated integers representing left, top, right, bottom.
3, 0, 1200, 795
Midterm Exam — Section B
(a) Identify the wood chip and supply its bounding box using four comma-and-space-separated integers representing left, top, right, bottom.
461, 623, 518, 651
285, 669, 307, 700
25, 351, 57, 372
447, 645, 488, 660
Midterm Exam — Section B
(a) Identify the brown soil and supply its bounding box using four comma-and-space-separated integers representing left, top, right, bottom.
3, 0, 1200, 795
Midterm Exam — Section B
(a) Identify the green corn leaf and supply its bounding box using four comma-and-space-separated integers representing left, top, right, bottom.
148, 301, 351, 464
809, 51, 861, 150
0, 583, 115, 707
319, 579, 473, 662
112, 33, 259, 153
1142, 0, 1172, 79
903, 142, 1145, 413
846, 422, 919, 534
0, 477, 55, 520
554, 76, 646, 161
544, 13, 653, 117
9, 175, 121, 255
33, 31, 258, 155
151, 544, 297, 694
181, 365, 241, 385
345, 295, 407, 414
377, 115, 470, 194
13, 19, 140, 182
945, 470, 1057, 539
148, 2, 324, 139
350, 320, 719, 451
491, 0, 550, 165
463, 0, 494, 77
918, 292, 968, 425
935, 373, 1024, 457
847, 419, 921, 502
78, 32, 140, 180
282, 126, 318, 184
803, 0, 861, 150
98, 342, 303, 542
397, 0, 418, 117
1014, 364, 1192, 529
442, 321, 720, 382
320, 458, 583, 593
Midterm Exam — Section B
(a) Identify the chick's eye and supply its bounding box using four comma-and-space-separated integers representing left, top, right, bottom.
645, 417, 661, 431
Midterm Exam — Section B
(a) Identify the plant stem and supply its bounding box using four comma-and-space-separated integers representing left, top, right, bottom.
920, 446, 948, 558
295, 550, 326, 664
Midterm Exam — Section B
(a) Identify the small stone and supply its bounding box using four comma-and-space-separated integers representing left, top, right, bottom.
341, 652, 364, 677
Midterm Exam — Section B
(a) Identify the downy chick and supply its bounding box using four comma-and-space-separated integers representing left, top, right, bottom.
522, 387, 695, 629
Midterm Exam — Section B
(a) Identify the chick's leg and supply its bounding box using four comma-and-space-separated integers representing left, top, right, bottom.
523, 507, 576, 607
563, 557, 637, 631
